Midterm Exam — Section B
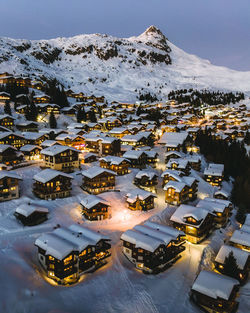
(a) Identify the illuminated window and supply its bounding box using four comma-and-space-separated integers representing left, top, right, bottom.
64, 255, 73, 265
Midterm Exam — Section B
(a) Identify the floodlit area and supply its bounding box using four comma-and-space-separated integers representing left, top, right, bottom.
0, 142, 249, 313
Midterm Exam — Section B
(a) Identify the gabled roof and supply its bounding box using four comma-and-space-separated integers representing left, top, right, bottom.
215, 245, 249, 270
15, 203, 48, 217
33, 169, 73, 183
0, 170, 22, 180
192, 270, 239, 300
126, 188, 156, 202
80, 195, 110, 209
41, 145, 79, 156
81, 166, 116, 179
20, 144, 41, 152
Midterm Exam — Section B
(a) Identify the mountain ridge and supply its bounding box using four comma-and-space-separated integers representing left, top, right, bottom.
0, 26, 249, 101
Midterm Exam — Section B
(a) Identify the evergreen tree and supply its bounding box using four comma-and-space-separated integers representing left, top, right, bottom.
89, 110, 97, 123
76, 107, 86, 123
4, 100, 11, 115
235, 206, 246, 224
223, 251, 240, 280
49, 112, 57, 129
25, 102, 38, 121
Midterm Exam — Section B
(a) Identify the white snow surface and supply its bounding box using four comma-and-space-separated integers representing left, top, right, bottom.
1, 26, 250, 102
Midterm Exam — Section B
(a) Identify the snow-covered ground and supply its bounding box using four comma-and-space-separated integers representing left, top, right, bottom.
0, 144, 249, 313
1, 26, 250, 102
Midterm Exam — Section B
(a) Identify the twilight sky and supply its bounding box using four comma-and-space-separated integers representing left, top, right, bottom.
0, 0, 249, 71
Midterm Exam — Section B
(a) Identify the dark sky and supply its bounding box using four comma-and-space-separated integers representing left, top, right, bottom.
0, 0, 249, 71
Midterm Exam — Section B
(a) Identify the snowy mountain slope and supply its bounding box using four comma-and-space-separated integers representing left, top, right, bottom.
0, 25, 250, 101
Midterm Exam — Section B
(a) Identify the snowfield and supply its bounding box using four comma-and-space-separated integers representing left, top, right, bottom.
0, 26, 250, 102
0, 144, 249, 313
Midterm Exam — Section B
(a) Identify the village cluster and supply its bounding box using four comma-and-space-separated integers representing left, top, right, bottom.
0, 71, 250, 313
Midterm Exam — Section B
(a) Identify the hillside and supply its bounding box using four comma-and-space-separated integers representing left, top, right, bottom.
0, 25, 250, 101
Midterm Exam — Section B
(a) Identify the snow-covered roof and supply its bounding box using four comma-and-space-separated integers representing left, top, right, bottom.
214, 189, 229, 199
215, 245, 249, 270
196, 199, 226, 214
230, 230, 250, 248
33, 169, 73, 183
0, 144, 16, 153
135, 170, 157, 180
204, 163, 224, 176
134, 225, 173, 245
41, 145, 79, 156
123, 150, 145, 159
0, 170, 22, 180
170, 204, 211, 226
99, 156, 129, 165
121, 229, 164, 252
20, 144, 41, 152
80, 195, 110, 209
191, 270, 239, 300
244, 214, 250, 227
35, 224, 110, 260
166, 158, 189, 169
22, 132, 45, 140
203, 197, 232, 208
144, 221, 185, 238
163, 181, 186, 192
240, 225, 250, 234
81, 166, 116, 179
15, 203, 48, 217
159, 131, 188, 145
126, 188, 156, 202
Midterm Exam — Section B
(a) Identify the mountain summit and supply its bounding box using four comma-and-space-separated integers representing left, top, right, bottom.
0, 26, 249, 101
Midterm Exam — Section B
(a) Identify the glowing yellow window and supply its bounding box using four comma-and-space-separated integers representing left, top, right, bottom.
49, 256, 54, 260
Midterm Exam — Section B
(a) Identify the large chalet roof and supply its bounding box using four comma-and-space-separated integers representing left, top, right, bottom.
20, 144, 41, 152
134, 225, 173, 246
204, 163, 224, 176
33, 169, 73, 183
144, 221, 185, 238
35, 224, 110, 260
170, 204, 212, 226
126, 188, 156, 203
15, 203, 48, 217
0, 170, 22, 180
81, 166, 116, 179
159, 131, 188, 145
99, 156, 129, 165
22, 132, 46, 140
163, 181, 186, 192
41, 145, 79, 156
135, 170, 157, 180
80, 195, 110, 209
121, 229, 164, 253
123, 150, 146, 160
215, 245, 249, 270
196, 199, 227, 214
0, 114, 15, 121
191, 270, 239, 300
0, 144, 17, 153
229, 230, 250, 248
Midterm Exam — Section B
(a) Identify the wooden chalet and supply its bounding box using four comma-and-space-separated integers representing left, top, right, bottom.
121, 221, 185, 273
190, 271, 239, 313
126, 189, 156, 211
0, 132, 25, 149
0, 114, 15, 130
109, 127, 132, 139
33, 169, 73, 200
55, 134, 85, 150
16, 121, 39, 132
144, 151, 159, 167
105, 117, 122, 130
215, 245, 250, 283
229, 230, 250, 252
0, 144, 23, 165
134, 170, 158, 191
196, 198, 231, 228
165, 151, 182, 163
0, 171, 22, 202
82, 153, 98, 164
35, 224, 111, 285
80, 195, 110, 221
204, 163, 224, 187
81, 166, 116, 194
37, 103, 60, 114
20, 145, 41, 160
33, 94, 51, 103
99, 156, 130, 175
23, 132, 48, 146
14, 203, 48, 226
122, 150, 147, 169
170, 204, 214, 243
164, 176, 197, 205
214, 189, 229, 201
165, 159, 190, 176
41, 145, 81, 173
0, 92, 10, 101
